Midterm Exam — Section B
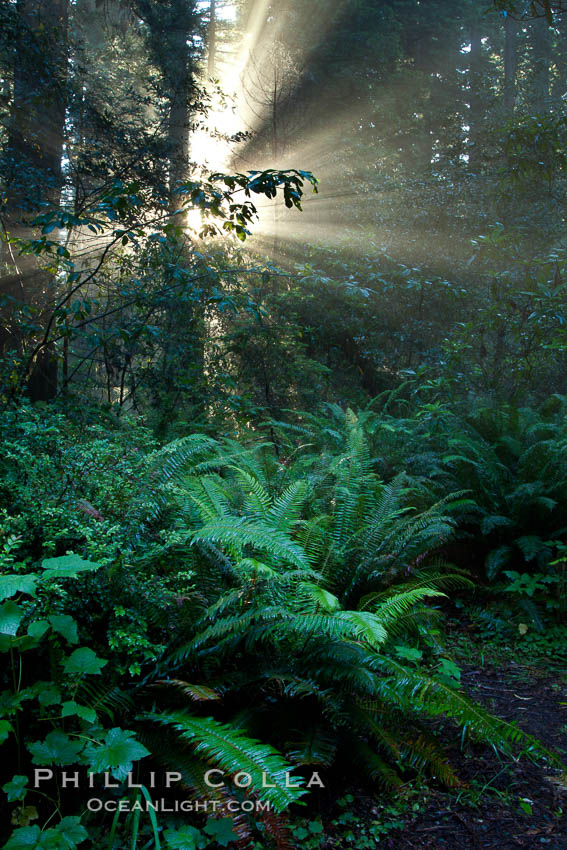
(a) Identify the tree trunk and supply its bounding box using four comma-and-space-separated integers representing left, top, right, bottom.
208, 0, 216, 78
168, 3, 192, 215
551, 14, 567, 104
1, 0, 69, 400
8, 0, 68, 207
167, 2, 205, 418
531, 15, 552, 113
504, 13, 518, 114
468, 19, 483, 174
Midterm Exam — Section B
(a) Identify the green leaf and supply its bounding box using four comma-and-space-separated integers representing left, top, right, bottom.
0, 689, 33, 717
0, 719, 14, 744
47, 816, 88, 848
3, 817, 87, 850
2, 825, 41, 850
83, 728, 149, 781
292, 827, 309, 840
191, 519, 309, 569
62, 647, 107, 675
20, 634, 48, 652
336, 611, 388, 649
49, 615, 79, 645
0, 575, 37, 602
61, 701, 96, 724
436, 658, 461, 686
28, 620, 50, 640
38, 685, 62, 706
3, 775, 28, 802
0, 601, 24, 636
10, 806, 38, 828
516, 535, 547, 562
164, 826, 207, 850
480, 515, 514, 535
203, 819, 239, 848
394, 645, 423, 664
41, 554, 102, 581
485, 545, 512, 581
28, 731, 84, 766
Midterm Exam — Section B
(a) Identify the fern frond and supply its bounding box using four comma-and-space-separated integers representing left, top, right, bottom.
153, 680, 222, 702
348, 740, 403, 788
286, 726, 337, 767
187, 475, 232, 523
230, 467, 272, 518
400, 733, 461, 787
266, 480, 309, 532
170, 607, 291, 663
151, 435, 220, 485
146, 711, 307, 811
361, 587, 446, 623
77, 682, 133, 722
191, 519, 310, 569
371, 656, 561, 765
260, 809, 294, 850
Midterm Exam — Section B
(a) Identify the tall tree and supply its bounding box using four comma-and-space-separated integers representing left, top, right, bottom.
504, 12, 519, 113
208, 0, 217, 77
530, 14, 552, 111
1, 0, 70, 399
133, 0, 200, 210
468, 12, 485, 173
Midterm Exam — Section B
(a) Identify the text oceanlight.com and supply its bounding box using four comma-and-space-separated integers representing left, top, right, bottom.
86, 798, 274, 813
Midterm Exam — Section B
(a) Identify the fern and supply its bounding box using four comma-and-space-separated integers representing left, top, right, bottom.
286, 726, 337, 767
370, 655, 559, 765
146, 711, 307, 811
126, 403, 564, 806
190, 518, 310, 569
266, 480, 309, 532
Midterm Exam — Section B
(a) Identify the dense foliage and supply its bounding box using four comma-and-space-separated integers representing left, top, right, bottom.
1, 0, 566, 848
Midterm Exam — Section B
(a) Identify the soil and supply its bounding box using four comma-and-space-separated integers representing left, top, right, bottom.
386, 664, 567, 849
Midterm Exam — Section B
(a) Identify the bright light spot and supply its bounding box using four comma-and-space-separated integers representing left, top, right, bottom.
186, 206, 203, 234
190, 91, 242, 171
196, 0, 236, 22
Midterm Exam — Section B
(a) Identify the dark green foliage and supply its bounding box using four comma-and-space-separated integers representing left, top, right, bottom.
2, 0, 567, 846
0, 400, 155, 564
2, 400, 563, 848
440, 402, 567, 583
129, 412, 555, 797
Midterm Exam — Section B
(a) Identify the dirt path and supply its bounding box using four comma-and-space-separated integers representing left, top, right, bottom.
391, 666, 567, 849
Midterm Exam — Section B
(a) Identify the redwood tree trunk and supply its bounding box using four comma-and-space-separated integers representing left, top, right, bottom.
468, 19, 483, 174
531, 15, 552, 113
504, 13, 518, 115
208, 0, 217, 78
167, 3, 192, 214
1, 0, 69, 400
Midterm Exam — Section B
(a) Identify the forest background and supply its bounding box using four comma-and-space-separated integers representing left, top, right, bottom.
1, 0, 567, 848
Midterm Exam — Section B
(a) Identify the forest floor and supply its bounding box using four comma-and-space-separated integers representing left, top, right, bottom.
318, 635, 567, 850
392, 664, 567, 849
